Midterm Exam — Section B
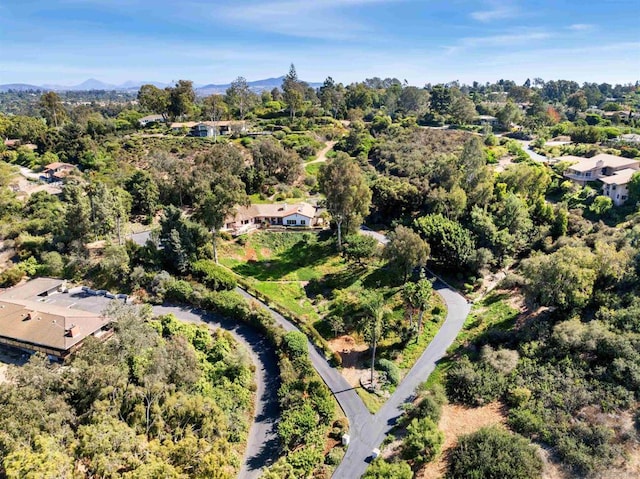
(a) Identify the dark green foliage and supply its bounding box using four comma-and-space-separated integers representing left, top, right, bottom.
283, 331, 309, 359
446, 357, 507, 406
446, 427, 543, 479
401, 416, 443, 464
190, 259, 237, 291
377, 358, 401, 386
363, 459, 413, 479
414, 214, 475, 269
342, 234, 378, 264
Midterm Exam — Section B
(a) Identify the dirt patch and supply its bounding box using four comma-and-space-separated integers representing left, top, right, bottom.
244, 246, 258, 262
417, 402, 507, 479
328, 335, 368, 388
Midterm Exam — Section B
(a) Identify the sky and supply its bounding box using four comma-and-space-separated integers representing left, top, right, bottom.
1, 0, 639, 87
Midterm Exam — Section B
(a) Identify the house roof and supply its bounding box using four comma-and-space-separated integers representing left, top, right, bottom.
563, 154, 640, 173
171, 120, 246, 129
0, 278, 109, 353
600, 168, 639, 185
44, 162, 75, 172
139, 114, 164, 122
227, 202, 318, 224
0, 278, 65, 300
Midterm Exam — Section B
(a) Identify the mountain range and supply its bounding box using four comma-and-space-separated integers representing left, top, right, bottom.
0, 76, 322, 94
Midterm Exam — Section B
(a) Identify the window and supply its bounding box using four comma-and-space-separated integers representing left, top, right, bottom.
622, 195, 627, 200
585, 171, 591, 177
612, 185, 617, 190
301, 220, 306, 225
287, 219, 296, 225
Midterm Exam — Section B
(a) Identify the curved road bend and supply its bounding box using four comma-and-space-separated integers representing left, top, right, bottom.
151, 304, 280, 479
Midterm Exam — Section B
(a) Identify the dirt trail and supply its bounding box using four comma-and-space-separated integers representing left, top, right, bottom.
306, 141, 337, 165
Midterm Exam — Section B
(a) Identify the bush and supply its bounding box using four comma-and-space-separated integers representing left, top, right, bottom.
446, 427, 543, 479
190, 259, 237, 291
401, 417, 443, 464
0, 266, 25, 287
377, 358, 401, 386
363, 459, 412, 479
324, 447, 344, 466
446, 357, 507, 406
283, 331, 308, 359
164, 279, 194, 303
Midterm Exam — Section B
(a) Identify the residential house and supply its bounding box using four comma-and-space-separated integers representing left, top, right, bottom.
138, 114, 165, 127
560, 153, 640, 205
41, 162, 76, 183
223, 202, 324, 235
0, 278, 112, 359
601, 169, 638, 206
170, 121, 247, 136
474, 115, 499, 127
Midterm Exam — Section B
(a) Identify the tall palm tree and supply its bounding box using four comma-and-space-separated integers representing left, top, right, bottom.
362, 292, 391, 386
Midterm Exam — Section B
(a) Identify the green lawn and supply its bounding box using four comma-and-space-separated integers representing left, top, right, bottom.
252, 281, 319, 322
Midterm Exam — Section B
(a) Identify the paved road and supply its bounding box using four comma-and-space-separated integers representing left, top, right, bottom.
237, 229, 471, 479
518, 140, 548, 162
67, 293, 280, 479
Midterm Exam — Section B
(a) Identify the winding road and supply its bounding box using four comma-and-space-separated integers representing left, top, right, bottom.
151, 304, 281, 479
127, 226, 471, 478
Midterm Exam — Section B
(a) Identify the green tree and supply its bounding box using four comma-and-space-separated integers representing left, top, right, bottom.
627, 171, 640, 205
319, 153, 371, 249
496, 100, 522, 129
402, 417, 443, 464
194, 173, 247, 264
282, 64, 305, 120
384, 225, 430, 282
446, 427, 543, 479
167, 80, 195, 120
521, 245, 598, 310
342, 234, 378, 264
39, 91, 67, 128
449, 94, 477, 125
414, 214, 475, 270
4, 435, 77, 479
361, 292, 391, 386
430, 85, 452, 115
319, 77, 345, 118
126, 170, 159, 221
62, 182, 92, 243
137, 84, 170, 120
225, 77, 256, 120
251, 138, 301, 184
589, 195, 613, 216
402, 275, 433, 333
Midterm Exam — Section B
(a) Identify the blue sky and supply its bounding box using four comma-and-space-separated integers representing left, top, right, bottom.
1, 0, 639, 86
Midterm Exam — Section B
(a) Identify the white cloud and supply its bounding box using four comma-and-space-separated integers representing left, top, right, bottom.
214, 0, 400, 40
445, 30, 553, 54
471, 1, 520, 22
567, 23, 594, 31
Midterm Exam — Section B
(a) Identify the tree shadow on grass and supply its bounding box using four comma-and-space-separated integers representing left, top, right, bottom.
232, 239, 335, 281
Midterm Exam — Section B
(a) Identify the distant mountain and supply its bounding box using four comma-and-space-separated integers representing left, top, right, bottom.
1, 76, 322, 94
0, 83, 43, 92
197, 76, 323, 95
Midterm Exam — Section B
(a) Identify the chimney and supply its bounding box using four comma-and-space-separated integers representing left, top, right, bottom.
67, 325, 80, 338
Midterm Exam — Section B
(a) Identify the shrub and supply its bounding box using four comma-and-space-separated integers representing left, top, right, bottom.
190, 259, 237, 291
401, 417, 443, 464
324, 447, 344, 466
506, 387, 532, 407
377, 358, 401, 386
446, 427, 543, 479
0, 267, 25, 287
446, 357, 507, 406
283, 331, 308, 359
164, 279, 194, 303
363, 459, 412, 479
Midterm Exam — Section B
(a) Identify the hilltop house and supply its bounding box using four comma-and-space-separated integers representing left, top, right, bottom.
560, 153, 640, 206
223, 202, 324, 235
41, 162, 76, 183
170, 121, 247, 137
138, 114, 165, 127
0, 278, 112, 359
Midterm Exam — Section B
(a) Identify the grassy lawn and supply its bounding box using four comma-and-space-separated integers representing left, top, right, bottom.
252, 281, 319, 322
356, 388, 385, 414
